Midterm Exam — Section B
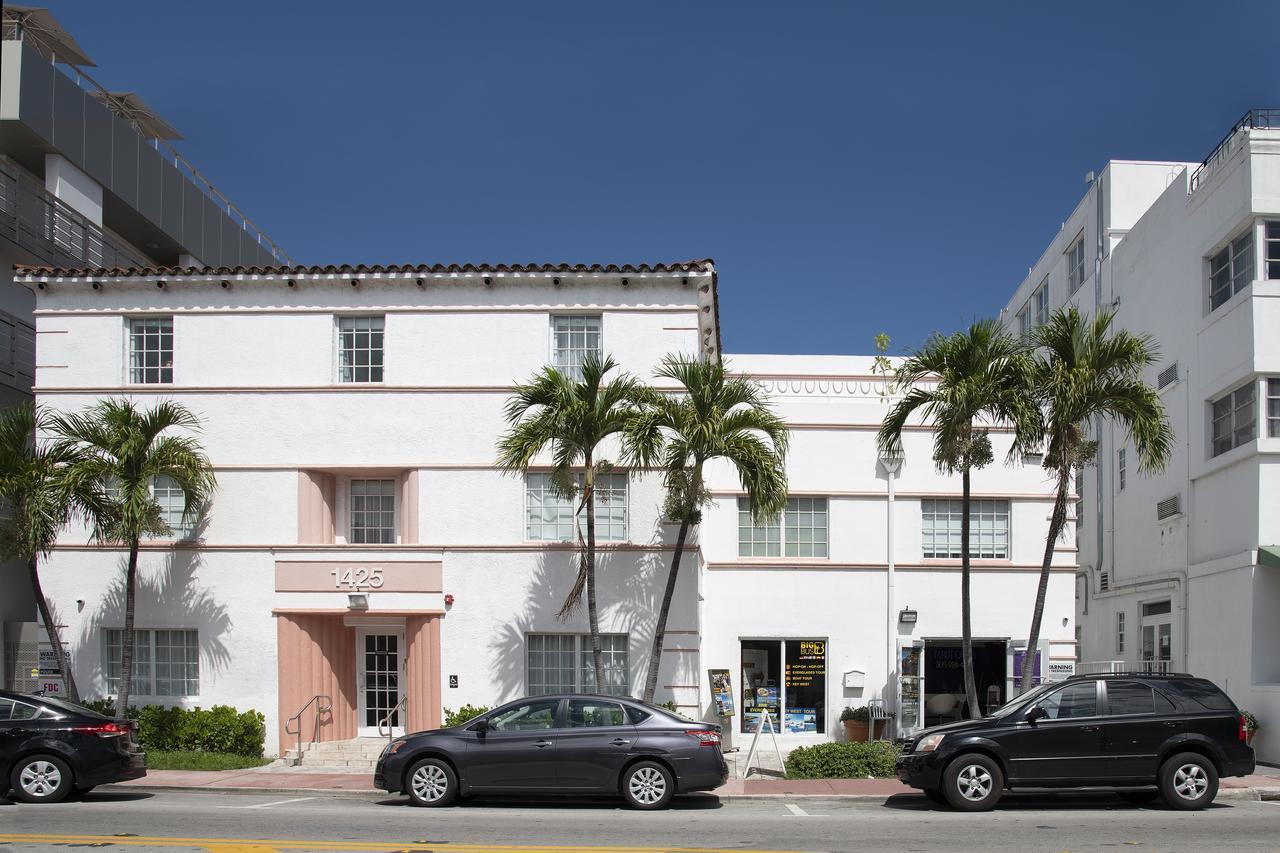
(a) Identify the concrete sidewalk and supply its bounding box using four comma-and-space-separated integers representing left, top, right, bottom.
111, 768, 1280, 801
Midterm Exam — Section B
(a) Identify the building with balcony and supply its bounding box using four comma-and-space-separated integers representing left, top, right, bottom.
1000, 110, 1280, 763
1, 6, 288, 688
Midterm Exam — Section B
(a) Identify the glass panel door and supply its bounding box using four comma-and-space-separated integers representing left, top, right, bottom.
357, 630, 404, 736
898, 640, 924, 736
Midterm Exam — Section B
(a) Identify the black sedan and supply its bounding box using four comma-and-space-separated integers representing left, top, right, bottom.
1, 690, 146, 803
376, 694, 727, 809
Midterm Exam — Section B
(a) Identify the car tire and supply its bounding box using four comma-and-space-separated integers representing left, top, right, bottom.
922, 786, 948, 805
622, 761, 675, 810
405, 757, 458, 807
9, 754, 74, 804
1118, 790, 1159, 805
942, 753, 1004, 812
1158, 752, 1218, 811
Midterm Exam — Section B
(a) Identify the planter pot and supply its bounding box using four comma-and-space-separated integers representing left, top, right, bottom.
843, 720, 870, 742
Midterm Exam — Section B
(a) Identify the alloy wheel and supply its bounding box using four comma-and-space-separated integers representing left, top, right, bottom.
19, 760, 62, 799
628, 766, 667, 805
411, 763, 449, 803
1173, 764, 1208, 801
955, 764, 993, 801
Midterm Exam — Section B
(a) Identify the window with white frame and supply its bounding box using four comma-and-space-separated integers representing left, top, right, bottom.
1266, 221, 1280, 279
551, 315, 601, 381
1116, 611, 1126, 654
1017, 305, 1031, 336
128, 317, 173, 384
1075, 470, 1084, 529
349, 478, 396, 543
337, 316, 385, 383
921, 499, 1009, 559
737, 497, 828, 557
1209, 230, 1255, 311
1117, 448, 1126, 492
1035, 279, 1049, 326
526, 633, 628, 696
1211, 381, 1256, 457
526, 472, 627, 541
1268, 378, 1280, 438
1066, 234, 1086, 294
104, 628, 199, 697
150, 474, 194, 539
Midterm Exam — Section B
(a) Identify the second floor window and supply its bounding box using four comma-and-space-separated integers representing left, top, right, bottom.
338, 316, 384, 383
552, 315, 601, 381
151, 474, 195, 539
349, 478, 396, 543
737, 497, 828, 558
1066, 234, 1086, 294
526, 472, 627, 541
921, 498, 1009, 559
128, 317, 173, 384
1211, 381, 1255, 457
1117, 448, 1126, 492
1268, 378, 1280, 438
1265, 221, 1280, 279
1209, 230, 1254, 311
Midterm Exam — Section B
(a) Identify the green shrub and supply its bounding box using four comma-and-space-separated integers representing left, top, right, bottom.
78, 698, 120, 718
84, 699, 266, 757
443, 704, 490, 728
784, 740, 900, 779
146, 751, 272, 771
839, 706, 870, 722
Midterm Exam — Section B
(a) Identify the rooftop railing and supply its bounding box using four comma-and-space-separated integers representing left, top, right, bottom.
1189, 109, 1280, 194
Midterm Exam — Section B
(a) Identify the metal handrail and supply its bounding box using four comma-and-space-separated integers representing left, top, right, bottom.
1189, 109, 1280, 194
377, 696, 408, 741
284, 694, 332, 758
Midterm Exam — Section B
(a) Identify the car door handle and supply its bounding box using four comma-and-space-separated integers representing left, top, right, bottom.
1163, 721, 1179, 728
610, 738, 631, 746
533, 739, 553, 748
1079, 725, 1099, 732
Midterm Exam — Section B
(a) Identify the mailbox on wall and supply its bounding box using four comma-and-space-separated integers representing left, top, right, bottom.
843, 669, 865, 689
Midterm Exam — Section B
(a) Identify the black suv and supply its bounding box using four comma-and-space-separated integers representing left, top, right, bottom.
896, 673, 1254, 811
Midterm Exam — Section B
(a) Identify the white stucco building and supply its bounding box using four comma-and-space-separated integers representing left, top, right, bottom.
1000, 110, 1280, 764
14, 259, 1075, 757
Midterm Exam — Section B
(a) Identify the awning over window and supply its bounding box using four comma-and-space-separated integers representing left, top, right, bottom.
1260, 546, 1280, 569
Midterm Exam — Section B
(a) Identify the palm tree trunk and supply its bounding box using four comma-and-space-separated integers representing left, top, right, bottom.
583, 461, 604, 693
117, 539, 140, 717
960, 466, 980, 719
29, 555, 80, 703
1023, 466, 1070, 693
642, 516, 690, 703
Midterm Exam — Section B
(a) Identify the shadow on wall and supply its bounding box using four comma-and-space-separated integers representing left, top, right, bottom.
75, 544, 232, 703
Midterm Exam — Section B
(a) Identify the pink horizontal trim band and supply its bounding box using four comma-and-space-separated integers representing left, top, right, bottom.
706, 562, 1076, 573
271, 608, 445, 616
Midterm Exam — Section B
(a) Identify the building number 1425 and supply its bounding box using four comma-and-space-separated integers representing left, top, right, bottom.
331, 567, 385, 589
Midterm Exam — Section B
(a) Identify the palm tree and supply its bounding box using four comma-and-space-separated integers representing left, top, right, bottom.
0, 403, 112, 703
51, 399, 216, 716
1020, 307, 1172, 691
497, 353, 651, 693
877, 320, 1041, 719
625, 354, 789, 703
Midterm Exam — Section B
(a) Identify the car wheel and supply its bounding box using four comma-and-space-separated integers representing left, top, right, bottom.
942, 753, 1004, 812
10, 754, 73, 804
1118, 790, 1159, 805
622, 761, 674, 810
922, 786, 948, 805
405, 757, 457, 807
1158, 752, 1218, 811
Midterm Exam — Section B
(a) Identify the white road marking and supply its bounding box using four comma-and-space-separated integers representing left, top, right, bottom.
784, 802, 828, 817
217, 796, 317, 810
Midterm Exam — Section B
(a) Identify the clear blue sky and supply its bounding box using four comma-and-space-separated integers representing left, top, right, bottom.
51, 0, 1280, 355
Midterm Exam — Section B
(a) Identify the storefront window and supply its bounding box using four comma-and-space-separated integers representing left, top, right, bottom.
740, 639, 826, 734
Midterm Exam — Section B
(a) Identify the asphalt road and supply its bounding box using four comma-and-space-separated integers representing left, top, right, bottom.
1, 788, 1278, 853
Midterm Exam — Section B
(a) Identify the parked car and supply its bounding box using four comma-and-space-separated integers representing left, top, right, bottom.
1, 690, 146, 803
896, 673, 1254, 811
375, 694, 728, 809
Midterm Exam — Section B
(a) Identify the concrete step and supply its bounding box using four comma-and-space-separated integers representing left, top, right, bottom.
291, 738, 388, 770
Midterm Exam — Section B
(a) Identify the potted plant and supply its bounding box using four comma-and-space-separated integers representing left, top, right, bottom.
1242, 710, 1259, 746
841, 706, 871, 742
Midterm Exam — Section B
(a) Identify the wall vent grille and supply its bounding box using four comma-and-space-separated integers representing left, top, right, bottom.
1100, 571, 1110, 591
1156, 494, 1182, 520
1157, 362, 1180, 389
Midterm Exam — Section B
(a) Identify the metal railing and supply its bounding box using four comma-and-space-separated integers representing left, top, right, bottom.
1189, 109, 1280, 194
283, 694, 332, 758
377, 696, 408, 741
2, 24, 292, 265
1077, 659, 1177, 676
0, 156, 150, 270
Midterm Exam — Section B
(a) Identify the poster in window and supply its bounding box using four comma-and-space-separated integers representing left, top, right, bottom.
708, 668, 735, 717
784, 708, 817, 733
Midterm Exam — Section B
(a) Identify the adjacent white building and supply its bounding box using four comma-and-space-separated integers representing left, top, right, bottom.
15, 260, 1075, 756
1001, 110, 1280, 764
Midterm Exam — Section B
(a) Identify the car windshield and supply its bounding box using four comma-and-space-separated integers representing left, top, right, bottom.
988, 682, 1057, 718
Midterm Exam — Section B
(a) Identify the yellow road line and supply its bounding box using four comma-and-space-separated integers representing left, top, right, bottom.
0, 835, 813, 853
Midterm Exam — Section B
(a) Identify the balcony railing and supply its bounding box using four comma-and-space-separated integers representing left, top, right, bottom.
1189, 109, 1280, 194
0, 156, 150, 271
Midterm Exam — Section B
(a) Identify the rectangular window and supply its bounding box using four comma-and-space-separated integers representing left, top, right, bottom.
1075, 470, 1085, 529
1067, 234, 1086, 294
1117, 448, 1126, 492
525, 472, 627, 541
551, 315, 601, 381
1268, 378, 1280, 438
1266, 221, 1280, 279
104, 628, 198, 697
740, 638, 827, 735
1017, 306, 1030, 336
920, 499, 1009, 559
1210, 381, 1256, 457
349, 478, 396, 544
149, 474, 194, 539
337, 316, 385, 383
1035, 278, 1049, 326
1209, 230, 1255, 311
128, 317, 173, 384
526, 633, 628, 696
1116, 611, 1126, 654
738, 497, 828, 558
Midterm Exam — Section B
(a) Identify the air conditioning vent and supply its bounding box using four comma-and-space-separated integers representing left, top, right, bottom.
1157, 362, 1179, 389
1156, 494, 1182, 521
1100, 571, 1110, 591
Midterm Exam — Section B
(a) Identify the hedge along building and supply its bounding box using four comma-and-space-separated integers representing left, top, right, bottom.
14, 260, 1076, 755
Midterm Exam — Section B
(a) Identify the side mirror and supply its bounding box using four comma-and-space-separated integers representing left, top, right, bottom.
1025, 706, 1048, 725
471, 718, 490, 735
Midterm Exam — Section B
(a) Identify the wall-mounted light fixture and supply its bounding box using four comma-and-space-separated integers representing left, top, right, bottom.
416, 278, 424, 287
350, 279, 359, 288
286, 279, 296, 288
483, 276, 493, 286
156, 280, 166, 289
348, 593, 369, 610
898, 607, 918, 624
551, 277, 560, 286
621, 277, 630, 286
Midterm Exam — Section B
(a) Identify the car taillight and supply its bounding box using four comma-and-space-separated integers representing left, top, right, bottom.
1239, 714, 1248, 743
73, 722, 128, 738
686, 729, 721, 747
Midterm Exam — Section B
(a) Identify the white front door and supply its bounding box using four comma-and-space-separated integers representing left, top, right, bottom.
356, 630, 405, 737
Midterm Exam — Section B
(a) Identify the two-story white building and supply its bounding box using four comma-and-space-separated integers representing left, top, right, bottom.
1001, 110, 1280, 764
15, 260, 1075, 756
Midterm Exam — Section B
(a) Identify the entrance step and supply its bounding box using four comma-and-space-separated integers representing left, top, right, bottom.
289, 737, 391, 770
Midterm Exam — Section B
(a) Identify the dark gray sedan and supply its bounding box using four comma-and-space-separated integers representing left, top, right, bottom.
374, 694, 727, 809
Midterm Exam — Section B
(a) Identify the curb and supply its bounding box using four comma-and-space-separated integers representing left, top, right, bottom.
103, 784, 384, 798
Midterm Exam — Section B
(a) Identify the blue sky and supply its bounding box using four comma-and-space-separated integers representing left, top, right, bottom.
52, 1, 1280, 355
